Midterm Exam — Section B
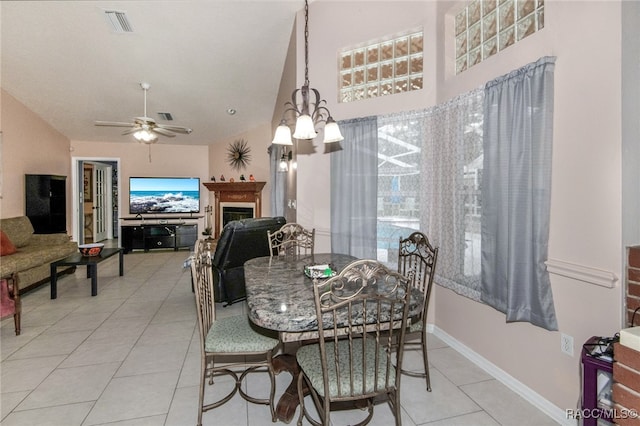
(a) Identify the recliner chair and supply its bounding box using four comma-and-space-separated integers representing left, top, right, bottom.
211, 216, 286, 305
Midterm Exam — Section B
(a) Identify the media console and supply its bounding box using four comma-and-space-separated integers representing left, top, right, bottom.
121, 223, 197, 253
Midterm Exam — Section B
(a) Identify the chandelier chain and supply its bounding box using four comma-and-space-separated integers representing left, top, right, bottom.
304, 0, 309, 86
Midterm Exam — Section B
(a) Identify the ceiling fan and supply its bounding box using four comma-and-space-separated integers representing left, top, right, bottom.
95, 82, 192, 143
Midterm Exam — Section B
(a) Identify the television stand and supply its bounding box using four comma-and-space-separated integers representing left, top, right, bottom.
121, 223, 197, 253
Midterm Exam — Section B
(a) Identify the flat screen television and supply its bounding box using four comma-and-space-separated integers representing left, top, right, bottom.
129, 177, 200, 215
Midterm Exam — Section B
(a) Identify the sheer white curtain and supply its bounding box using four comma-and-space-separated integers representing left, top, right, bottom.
481, 56, 557, 331
330, 116, 378, 259
421, 89, 485, 300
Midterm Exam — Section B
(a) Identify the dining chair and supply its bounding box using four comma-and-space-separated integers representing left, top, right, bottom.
397, 231, 438, 391
190, 239, 281, 426
296, 259, 412, 426
267, 222, 315, 257
0, 273, 21, 335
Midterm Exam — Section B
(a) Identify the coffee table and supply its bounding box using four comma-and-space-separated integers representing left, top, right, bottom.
50, 248, 124, 299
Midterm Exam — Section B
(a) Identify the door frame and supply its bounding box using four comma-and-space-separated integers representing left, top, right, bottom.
71, 157, 121, 244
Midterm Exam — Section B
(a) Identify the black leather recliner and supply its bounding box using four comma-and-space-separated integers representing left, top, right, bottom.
211, 216, 286, 305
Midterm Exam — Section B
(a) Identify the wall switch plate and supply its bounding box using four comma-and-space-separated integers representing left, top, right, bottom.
561, 333, 574, 356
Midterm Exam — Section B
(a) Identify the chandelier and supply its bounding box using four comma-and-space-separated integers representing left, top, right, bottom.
272, 0, 343, 146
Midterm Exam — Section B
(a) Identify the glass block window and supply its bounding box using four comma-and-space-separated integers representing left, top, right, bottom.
340, 30, 423, 103
455, 0, 544, 74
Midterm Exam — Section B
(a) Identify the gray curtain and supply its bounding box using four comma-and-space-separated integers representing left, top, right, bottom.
268, 144, 287, 217
480, 56, 558, 331
330, 116, 378, 259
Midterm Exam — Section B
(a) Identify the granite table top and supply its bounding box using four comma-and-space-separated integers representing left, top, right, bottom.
244, 253, 422, 342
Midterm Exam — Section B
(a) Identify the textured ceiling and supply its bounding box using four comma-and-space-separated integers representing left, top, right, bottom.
1, 1, 301, 145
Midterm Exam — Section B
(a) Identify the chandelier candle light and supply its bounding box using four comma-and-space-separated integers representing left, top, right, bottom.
272, 0, 343, 146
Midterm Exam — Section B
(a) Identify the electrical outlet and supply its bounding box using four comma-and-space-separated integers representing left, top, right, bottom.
561, 333, 574, 356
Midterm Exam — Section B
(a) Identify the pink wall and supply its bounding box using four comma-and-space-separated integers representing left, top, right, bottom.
206, 122, 274, 229
288, 0, 625, 416
1, 89, 71, 226
71, 139, 210, 237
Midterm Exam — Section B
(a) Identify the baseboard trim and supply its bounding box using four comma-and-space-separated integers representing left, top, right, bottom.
430, 325, 577, 426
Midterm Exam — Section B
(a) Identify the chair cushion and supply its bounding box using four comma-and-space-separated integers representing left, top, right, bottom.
0, 231, 18, 256
297, 338, 396, 398
409, 320, 423, 333
205, 315, 279, 353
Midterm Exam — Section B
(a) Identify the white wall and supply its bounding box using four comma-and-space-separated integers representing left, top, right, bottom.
293, 0, 626, 416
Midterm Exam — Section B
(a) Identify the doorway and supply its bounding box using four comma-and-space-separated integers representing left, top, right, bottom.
72, 157, 120, 245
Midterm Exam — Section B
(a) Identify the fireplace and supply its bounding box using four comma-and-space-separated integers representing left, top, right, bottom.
221, 204, 255, 228
202, 181, 266, 237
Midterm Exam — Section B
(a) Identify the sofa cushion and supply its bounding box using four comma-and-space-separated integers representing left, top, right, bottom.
1, 217, 34, 248
10, 243, 78, 272
0, 231, 18, 256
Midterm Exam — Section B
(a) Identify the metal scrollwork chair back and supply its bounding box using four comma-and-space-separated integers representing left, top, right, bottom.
397, 231, 439, 391
295, 259, 412, 426
190, 239, 281, 426
267, 223, 315, 257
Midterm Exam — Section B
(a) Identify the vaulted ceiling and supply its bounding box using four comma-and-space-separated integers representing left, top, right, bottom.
1, 1, 301, 145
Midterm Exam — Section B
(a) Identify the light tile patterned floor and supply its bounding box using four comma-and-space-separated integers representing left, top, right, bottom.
0, 249, 559, 426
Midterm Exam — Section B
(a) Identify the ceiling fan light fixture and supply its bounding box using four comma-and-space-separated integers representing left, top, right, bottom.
95, 82, 192, 142
134, 129, 158, 143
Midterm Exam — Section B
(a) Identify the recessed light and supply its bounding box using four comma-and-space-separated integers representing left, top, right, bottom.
227, 108, 237, 115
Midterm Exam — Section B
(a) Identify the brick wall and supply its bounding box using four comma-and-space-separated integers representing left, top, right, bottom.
625, 246, 640, 327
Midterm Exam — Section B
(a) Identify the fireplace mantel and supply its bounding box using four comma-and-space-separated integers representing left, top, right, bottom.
203, 181, 266, 237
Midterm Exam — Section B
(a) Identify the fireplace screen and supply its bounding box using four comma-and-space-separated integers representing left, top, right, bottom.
222, 206, 254, 227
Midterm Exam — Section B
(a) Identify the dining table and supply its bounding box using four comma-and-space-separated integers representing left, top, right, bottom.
244, 252, 423, 423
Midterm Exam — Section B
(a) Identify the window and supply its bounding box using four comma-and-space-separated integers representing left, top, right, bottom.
376, 93, 484, 300
376, 112, 424, 266
340, 31, 423, 103
455, 0, 544, 74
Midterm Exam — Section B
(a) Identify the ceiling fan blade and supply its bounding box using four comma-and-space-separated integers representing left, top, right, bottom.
121, 128, 140, 136
152, 127, 176, 137
156, 123, 193, 134
95, 120, 135, 127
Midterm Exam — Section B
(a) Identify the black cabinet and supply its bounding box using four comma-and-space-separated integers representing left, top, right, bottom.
25, 174, 67, 234
121, 224, 197, 253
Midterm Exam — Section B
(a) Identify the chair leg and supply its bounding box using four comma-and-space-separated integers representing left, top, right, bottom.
268, 364, 277, 422
197, 358, 206, 426
14, 311, 20, 336
421, 329, 431, 392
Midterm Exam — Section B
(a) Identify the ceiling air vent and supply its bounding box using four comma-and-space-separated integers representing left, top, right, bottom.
104, 10, 134, 33
158, 112, 173, 121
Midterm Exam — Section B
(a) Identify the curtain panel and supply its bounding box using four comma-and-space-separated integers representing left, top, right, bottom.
330, 116, 378, 259
480, 56, 558, 331
421, 89, 485, 300
268, 144, 287, 217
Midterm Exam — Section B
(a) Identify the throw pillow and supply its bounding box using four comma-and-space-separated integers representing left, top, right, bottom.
0, 230, 18, 256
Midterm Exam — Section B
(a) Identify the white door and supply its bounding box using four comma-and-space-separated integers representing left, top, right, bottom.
93, 164, 112, 242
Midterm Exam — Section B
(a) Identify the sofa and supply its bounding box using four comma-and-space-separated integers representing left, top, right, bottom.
212, 216, 286, 305
1, 216, 78, 293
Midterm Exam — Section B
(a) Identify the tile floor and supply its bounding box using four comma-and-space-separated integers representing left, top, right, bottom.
1, 248, 559, 426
